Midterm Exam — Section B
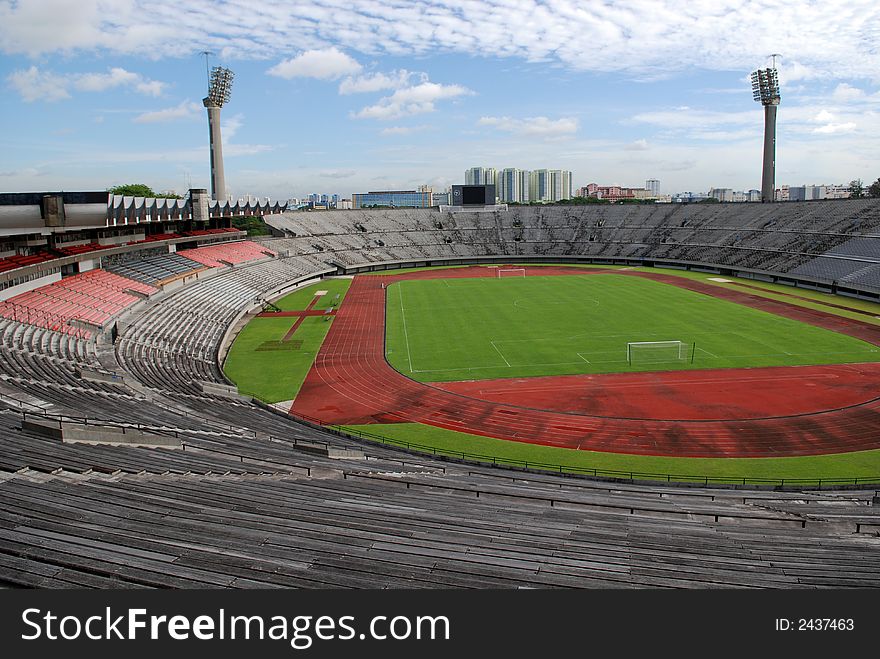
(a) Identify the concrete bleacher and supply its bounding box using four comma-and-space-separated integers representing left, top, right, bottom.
106, 252, 206, 285
53, 242, 112, 257
0, 203, 880, 588
264, 200, 880, 292
789, 232, 880, 292
178, 240, 276, 268
0, 252, 57, 273
0, 269, 156, 336
116, 257, 321, 394
0, 458, 877, 587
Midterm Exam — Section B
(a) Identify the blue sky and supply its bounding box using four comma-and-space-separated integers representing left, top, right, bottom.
1, 0, 879, 200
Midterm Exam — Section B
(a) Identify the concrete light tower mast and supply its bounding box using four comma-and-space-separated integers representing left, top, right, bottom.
751, 56, 781, 203
203, 64, 234, 202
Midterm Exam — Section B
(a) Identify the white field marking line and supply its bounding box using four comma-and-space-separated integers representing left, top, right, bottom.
412, 359, 594, 374
696, 346, 720, 358
410, 349, 880, 375
490, 329, 736, 346
577, 354, 627, 364
489, 341, 512, 368
703, 349, 879, 358
513, 297, 600, 308
397, 283, 414, 373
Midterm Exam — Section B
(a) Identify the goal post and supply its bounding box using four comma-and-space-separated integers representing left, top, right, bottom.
626, 340, 694, 365
497, 268, 526, 278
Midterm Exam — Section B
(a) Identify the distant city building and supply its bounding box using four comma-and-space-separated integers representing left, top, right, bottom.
498, 168, 530, 203
580, 183, 649, 202
708, 188, 735, 202
575, 183, 600, 198
671, 191, 712, 203
776, 183, 851, 202
465, 167, 497, 186
551, 170, 572, 201
293, 193, 346, 209
825, 184, 852, 199
528, 169, 571, 202
416, 184, 450, 206
646, 179, 660, 197
337, 199, 353, 210
352, 190, 433, 209
529, 169, 550, 202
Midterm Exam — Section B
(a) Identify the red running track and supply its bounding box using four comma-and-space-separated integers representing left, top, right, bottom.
435, 363, 880, 421
290, 266, 880, 457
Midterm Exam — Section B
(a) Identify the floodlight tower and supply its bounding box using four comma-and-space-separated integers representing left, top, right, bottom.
203, 65, 234, 202
751, 60, 781, 203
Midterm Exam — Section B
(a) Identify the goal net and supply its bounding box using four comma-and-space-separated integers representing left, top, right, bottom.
497, 268, 526, 278
626, 341, 691, 365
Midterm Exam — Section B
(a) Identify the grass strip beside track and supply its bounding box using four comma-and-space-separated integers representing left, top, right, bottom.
224, 279, 351, 403
342, 422, 880, 485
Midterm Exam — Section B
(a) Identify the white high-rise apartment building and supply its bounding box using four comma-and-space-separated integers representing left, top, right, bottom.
471, 166, 569, 203
529, 169, 549, 202
530, 169, 572, 202
646, 179, 660, 197
551, 169, 572, 201
464, 167, 497, 186
498, 168, 530, 203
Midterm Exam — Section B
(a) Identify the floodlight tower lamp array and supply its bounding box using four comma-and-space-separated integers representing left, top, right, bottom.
203, 65, 234, 202
751, 65, 781, 203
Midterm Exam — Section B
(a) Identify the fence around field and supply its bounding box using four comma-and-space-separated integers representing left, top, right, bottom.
285, 410, 880, 490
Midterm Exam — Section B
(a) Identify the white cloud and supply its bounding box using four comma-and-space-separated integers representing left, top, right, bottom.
7, 66, 70, 102
831, 83, 867, 102
625, 139, 650, 151
339, 70, 413, 94
0, 166, 43, 178
318, 169, 356, 178
222, 114, 243, 139
134, 100, 201, 123
632, 108, 757, 130
354, 81, 472, 120
380, 125, 430, 136
478, 116, 578, 138
267, 47, 361, 80
3, 2, 879, 83
812, 122, 857, 135
74, 67, 139, 92
0, 0, 108, 56
135, 79, 166, 97
7, 65, 165, 102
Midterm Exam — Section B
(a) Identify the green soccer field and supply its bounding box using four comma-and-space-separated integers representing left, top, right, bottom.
384, 274, 880, 382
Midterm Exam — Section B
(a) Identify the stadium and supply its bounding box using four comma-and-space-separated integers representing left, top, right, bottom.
1, 193, 879, 588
